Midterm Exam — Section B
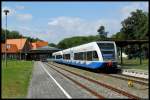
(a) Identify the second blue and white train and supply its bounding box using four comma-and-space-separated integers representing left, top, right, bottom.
52, 41, 118, 70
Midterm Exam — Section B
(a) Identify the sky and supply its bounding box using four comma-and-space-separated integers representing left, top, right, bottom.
2, 2, 148, 44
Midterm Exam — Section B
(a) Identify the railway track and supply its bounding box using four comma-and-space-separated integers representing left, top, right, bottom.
54, 61, 149, 86
51, 62, 148, 86
45, 62, 141, 99
103, 74, 148, 86
44, 62, 104, 99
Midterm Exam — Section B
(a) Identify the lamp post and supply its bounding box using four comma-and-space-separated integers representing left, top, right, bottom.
20, 37, 22, 60
3, 9, 9, 67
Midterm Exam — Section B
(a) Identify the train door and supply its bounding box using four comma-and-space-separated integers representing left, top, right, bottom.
83, 52, 86, 64
70, 49, 74, 61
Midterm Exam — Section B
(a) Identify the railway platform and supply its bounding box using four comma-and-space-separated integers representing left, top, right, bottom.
121, 68, 148, 79
27, 61, 96, 98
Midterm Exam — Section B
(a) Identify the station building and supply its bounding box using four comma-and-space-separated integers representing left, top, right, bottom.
27, 45, 61, 60
1, 38, 61, 60
1, 38, 31, 59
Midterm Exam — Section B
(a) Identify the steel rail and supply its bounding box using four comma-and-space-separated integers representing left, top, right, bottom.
103, 74, 148, 86
47, 62, 140, 99
44, 63, 105, 99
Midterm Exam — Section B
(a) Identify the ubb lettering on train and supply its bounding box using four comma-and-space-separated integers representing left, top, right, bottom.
52, 41, 118, 69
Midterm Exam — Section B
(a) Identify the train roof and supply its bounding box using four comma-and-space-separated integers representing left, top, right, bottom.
52, 41, 115, 54
52, 51, 63, 55
62, 48, 71, 54
96, 41, 115, 43
70, 41, 115, 49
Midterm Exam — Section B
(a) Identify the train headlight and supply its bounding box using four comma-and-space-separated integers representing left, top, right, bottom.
107, 61, 112, 67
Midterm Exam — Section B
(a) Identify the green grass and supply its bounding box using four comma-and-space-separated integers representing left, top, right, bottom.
118, 58, 148, 70
2, 60, 33, 98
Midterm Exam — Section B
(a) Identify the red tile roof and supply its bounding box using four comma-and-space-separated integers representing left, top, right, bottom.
31, 43, 37, 49
1, 38, 49, 53
6, 38, 27, 50
1, 38, 27, 53
1, 43, 18, 53
31, 41, 48, 49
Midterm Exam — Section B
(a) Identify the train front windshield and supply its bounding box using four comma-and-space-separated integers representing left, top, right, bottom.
97, 43, 116, 61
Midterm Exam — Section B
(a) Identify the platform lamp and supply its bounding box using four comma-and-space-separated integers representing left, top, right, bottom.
3, 9, 9, 67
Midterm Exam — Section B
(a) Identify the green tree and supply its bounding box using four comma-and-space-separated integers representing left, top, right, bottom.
48, 43, 57, 47
1, 28, 43, 43
1, 29, 5, 43
9, 31, 22, 39
1, 29, 10, 42
57, 35, 101, 49
97, 25, 108, 38
111, 32, 127, 40
26, 37, 42, 42
121, 9, 148, 40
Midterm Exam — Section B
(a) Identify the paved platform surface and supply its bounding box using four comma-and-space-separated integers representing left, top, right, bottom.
27, 61, 96, 99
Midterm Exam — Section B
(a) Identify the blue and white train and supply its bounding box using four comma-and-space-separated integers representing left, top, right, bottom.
52, 41, 118, 70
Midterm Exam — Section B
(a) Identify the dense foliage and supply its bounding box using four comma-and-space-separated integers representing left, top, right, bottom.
97, 25, 108, 38
57, 35, 111, 49
48, 43, 57, 47
111, 10, 148, 40
122, 10, 148, 40
1, 29, 42, 43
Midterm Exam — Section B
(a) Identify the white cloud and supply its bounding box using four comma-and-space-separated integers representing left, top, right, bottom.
15, 5, 25, 10
13, 26, 49, 41
7, 16, 121, 44
2, 6, 16, 18
47, 16, 121, 43
16, 14, 32, 21
97, 19, 122, 36
121, 2, 148, 19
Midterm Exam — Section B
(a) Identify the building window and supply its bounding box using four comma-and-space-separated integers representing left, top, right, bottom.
7, 44, 10, 49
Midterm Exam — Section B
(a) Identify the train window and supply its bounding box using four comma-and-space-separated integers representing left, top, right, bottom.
74, 52, 82, 60
97, 43, 115, 61
52, 56, 55, 59
101, 51, 115, 59
83, 52, 86, 60
74, 53, 78, 60
97, 43, 114, 50
66, 54, 70, 59
79, 52, 84, 60
56, 55, 62, 59
87, 51, 92, 61
92, 51, 98, 61
63, 54, 70, 59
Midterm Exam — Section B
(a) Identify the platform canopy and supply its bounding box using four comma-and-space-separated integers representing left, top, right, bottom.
114, 40, 149, 64
29, 46, 61, 53
115, 40, 149, 47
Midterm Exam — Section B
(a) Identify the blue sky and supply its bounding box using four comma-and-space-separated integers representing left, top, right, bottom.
2, 2, 148, 44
